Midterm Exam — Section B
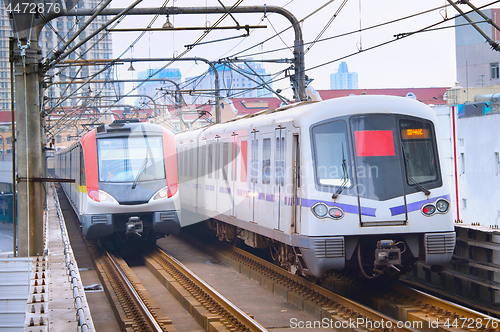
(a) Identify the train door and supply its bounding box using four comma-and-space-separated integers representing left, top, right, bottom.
292, 134, 301, 234
197, 139, 207, 213
258, 133, 274, 228
205, 141, 216, 213
217, 139, 231, 215
273, 127, 286, 231
189, 140, 198, 208
236, 136, 249, 220
249, 130, 258, 223
79, 145, 85, 213
231, 133, 238, 217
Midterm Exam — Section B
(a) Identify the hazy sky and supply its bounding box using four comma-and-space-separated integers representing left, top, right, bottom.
109, 0, 499, 99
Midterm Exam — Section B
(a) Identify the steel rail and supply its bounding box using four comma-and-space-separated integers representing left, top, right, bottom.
154, 247, 268, 332
105, 251, 164, 332
189, 240, 415, 332
230, 246, 413, 332
394, 282, 500, 326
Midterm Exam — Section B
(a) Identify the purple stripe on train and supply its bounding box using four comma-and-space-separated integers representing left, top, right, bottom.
219, 187, 231, 194
389, 195, 451, 216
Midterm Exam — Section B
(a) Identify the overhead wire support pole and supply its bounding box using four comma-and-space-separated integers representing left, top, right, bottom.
460, 0, 500, 33
447, 0, 500, 51
47, 5, 306, 101
11, 18, 44, 256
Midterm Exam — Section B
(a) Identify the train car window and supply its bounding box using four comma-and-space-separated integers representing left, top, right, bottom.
97, 136, 165, 182
262, 138, 271, 184
201, 145, 206, 178
222, 142, 229, 181
188, 145, 193, 179
311, 120, 351, 187
351, 115, 404, 201
232, 142, 238, 182
240, 140, 248, 183
250, 139, 258, 183
276, 137, 285, 186
216, 143, 220, 180
399, 119, 438, 184
208, 143, 213, 179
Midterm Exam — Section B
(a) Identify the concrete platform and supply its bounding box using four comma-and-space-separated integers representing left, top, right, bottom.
0, 185, 94, 331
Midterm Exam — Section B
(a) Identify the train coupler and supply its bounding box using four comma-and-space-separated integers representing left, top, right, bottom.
126, 216, 143, 236
374, 240, 401, 272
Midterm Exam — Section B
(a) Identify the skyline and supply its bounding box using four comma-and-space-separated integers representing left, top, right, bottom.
106, 0, 500, 102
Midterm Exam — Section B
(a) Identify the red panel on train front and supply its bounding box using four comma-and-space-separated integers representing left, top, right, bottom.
80, 130, 99, 201
354, 130, 395, 157
161, 128, 178, 197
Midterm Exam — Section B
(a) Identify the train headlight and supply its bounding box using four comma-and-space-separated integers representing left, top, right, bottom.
152, 186, 172, 201
312, 203, 328, 218
88, 189, 118, 204
436, 199, 450, 213
422, 204, 436, 216
329, 207, 344, 219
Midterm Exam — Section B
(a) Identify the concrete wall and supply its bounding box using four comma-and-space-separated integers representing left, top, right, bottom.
457, 113, 500, 225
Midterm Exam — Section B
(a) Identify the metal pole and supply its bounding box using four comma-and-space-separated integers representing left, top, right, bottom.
13, 37, 44, 256
9, 38, 16, 257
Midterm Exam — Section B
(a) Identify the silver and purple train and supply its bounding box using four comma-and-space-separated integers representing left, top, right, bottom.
176, 95, 456, 278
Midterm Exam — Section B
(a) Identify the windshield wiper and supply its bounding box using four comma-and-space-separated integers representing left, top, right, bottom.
131, 149, 149, 189
401, 145, 431, 196
332, 143, 349, 200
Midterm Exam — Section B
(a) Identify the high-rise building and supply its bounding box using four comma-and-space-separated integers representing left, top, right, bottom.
330, 61, 358, 90
0, 4, 12, 113
455, 9, 500, 88
136, 68, 182, 108
40, 1, 114, 109
185, 61, 273, 105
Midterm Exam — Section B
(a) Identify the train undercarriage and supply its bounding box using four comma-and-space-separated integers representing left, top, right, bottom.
202, 219, 454, 279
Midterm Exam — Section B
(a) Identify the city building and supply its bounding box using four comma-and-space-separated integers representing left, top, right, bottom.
184, 61, 273, 105
330, 61, 358, 90
136, 68, 182, 110
455, 8, 500, 88
40, 1, 115, 109
0, 4, 11, 113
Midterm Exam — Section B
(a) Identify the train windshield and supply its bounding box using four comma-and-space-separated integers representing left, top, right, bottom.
97, 136, 165, 182
399, 119, 438, 184
311, 120, 352, 187
350, 115, 405, 201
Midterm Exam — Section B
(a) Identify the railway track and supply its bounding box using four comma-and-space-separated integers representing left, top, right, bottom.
55, 182, 500, 331
180, 233, 500, 332
93, 249, 175, 332
145, 247, 267, 332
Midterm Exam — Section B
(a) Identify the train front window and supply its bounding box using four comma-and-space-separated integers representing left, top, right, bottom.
399, 119, 438, 184
311, 120, 351, 187
97, 136, 165, 182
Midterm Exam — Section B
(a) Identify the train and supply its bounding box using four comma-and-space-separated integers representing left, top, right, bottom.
54, 120, 180, 247
176, 95, 456, 278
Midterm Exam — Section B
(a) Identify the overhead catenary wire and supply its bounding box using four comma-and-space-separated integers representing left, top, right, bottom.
305, 0, 500, 73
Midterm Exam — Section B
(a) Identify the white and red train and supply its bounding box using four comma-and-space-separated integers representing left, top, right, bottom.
54, 120, 180, 247
176, 96, 456, 278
